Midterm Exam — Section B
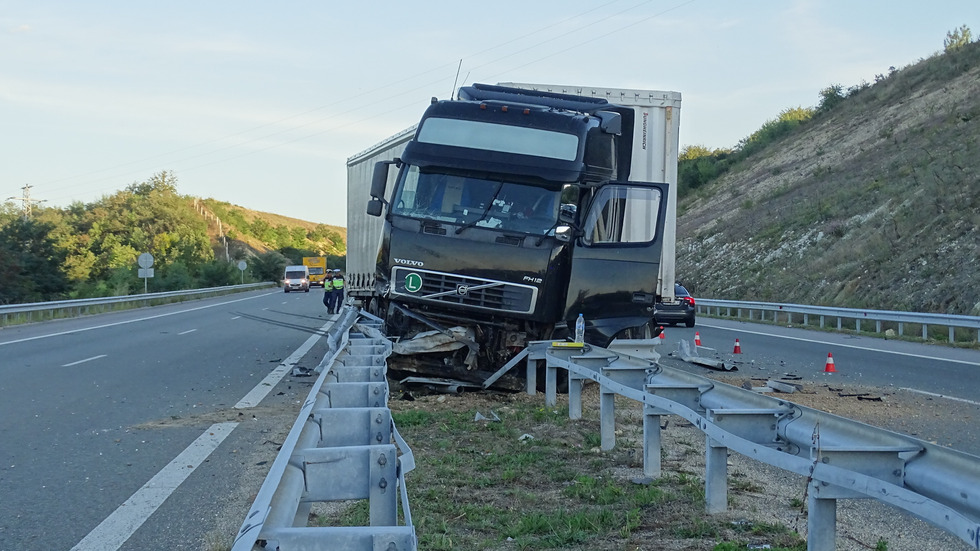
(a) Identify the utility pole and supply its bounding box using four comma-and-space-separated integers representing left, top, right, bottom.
6, 184, 47, 220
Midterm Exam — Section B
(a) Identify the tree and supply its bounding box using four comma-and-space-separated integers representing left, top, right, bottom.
250, 250, 290, 283
945, 25, 973, 53
0, 218, 69, 303
817, 84, 846, 114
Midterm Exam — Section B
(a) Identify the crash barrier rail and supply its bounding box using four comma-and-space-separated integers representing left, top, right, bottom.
232, 307, 417, 551
516, 340, 980, 551
696, 298, 980, 343
0, 283, 274, 327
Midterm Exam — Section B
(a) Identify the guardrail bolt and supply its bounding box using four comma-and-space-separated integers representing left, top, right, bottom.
379, 477, 388, 492
378, 453, 388, 466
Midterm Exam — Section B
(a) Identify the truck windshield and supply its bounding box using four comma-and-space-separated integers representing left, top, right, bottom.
391, 165, 560, 235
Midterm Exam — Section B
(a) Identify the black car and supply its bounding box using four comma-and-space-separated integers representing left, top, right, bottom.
655, 283, 696, 327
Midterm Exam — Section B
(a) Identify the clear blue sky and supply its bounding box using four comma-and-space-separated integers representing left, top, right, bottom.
2, 1, 976, 226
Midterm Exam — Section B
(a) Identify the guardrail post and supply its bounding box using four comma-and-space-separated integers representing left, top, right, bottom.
705, 437, 728, 514
643, 406, 663, 478
545, 361, 557, 407
568, 373, 585, 420
949, 326, 955, 343
600, 386, 615, 451
922, 324, 928, 340
807, 483, 837, 551
526, 358, 538, 396
898, 322, 904, 336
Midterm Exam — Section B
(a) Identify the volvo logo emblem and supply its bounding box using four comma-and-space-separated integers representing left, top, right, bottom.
456, 284, 469, 296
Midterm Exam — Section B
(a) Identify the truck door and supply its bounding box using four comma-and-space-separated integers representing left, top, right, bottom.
564, 182, 669, 346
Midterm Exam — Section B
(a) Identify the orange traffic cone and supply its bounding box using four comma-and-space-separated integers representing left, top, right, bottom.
824, 353, 837, 373
695, 332, 702, 346
659, 328, 666, 341
733, 338, 742, 354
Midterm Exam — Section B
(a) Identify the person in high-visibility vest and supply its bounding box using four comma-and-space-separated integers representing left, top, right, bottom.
322, 271, 335, 314
328, 269, 345, 315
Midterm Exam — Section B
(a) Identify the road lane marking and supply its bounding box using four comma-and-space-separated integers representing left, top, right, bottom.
234, 320, 332, 409
0, 292, 276, 347
231, 316, 241, 319
900, 387, 980, 406
697, 322, 980, 367
62, 355, 107, 367
70, 422, 238, 551
178, 329, 197, 335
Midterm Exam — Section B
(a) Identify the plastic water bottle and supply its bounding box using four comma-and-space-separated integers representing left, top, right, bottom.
574, 313, 585, 344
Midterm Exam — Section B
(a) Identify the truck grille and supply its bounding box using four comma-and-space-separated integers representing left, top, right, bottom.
390, 267, 537, 314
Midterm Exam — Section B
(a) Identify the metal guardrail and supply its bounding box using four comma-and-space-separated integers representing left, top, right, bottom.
522, 339, 980, 551
697, 298, 980, 343
233, 307, 417, 551
0, 283, 274, 327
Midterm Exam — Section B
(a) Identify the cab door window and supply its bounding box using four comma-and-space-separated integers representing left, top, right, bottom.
582, 185, 662, 245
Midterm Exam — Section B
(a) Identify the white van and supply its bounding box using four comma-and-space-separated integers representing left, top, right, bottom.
283, 265, 310, 293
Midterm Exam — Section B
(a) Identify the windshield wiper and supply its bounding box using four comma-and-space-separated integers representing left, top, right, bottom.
454, 182, 504, 234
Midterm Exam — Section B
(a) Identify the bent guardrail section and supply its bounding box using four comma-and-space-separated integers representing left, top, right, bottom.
232, 308, 417, 551
697, 298, 980, 343
531, 342, 980, 551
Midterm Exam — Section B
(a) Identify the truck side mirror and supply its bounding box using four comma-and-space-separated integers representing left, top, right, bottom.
555, 225, 572, 243
371, 161, 391, 200
367, 198, 384, 217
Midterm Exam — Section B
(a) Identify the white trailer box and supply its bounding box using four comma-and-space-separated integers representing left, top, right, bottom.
345, 125, 416, 297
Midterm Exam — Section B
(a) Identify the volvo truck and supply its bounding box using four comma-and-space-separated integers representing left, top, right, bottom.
346, 83, 681, 386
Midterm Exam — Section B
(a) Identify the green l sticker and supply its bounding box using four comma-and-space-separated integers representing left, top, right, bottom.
405, 272, 423, 293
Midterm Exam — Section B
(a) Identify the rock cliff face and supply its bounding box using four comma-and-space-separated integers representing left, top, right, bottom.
676, 42, 980, 315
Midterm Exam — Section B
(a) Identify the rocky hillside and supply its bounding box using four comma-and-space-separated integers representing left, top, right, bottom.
676, 41, 980, 316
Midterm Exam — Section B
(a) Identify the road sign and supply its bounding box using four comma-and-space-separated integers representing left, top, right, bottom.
138, 268, 154, 278
138, 252, 154, 268
238, 260, 247, 271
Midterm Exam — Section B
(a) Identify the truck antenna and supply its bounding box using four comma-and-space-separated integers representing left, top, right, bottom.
451, 59, 462, 98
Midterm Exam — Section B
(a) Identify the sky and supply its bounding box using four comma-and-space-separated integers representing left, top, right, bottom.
1, 1, 977, 227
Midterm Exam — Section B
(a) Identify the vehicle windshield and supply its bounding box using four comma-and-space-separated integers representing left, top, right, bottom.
285, 271, 306, 279
391, 165, 561, 235
308, 267, 324, 275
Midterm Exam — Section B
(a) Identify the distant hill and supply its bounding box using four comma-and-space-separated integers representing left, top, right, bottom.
197, 198, 346, 260
675, 40, 980, 315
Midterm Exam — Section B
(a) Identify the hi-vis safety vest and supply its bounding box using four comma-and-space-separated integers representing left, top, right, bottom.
332, 277, 344, 290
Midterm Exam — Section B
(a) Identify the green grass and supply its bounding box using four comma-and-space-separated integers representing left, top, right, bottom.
308, 392, 812, 549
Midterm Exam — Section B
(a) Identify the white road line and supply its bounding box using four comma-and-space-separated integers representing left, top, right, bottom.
70, 422, 238, 551
698, 322, 980, 367
178, 329, 197, 335
234, 320, 332, 409
0, 292, 276, 347
62, 355, 107, 367
900, 387, 980, 406
231, 316, 241, 320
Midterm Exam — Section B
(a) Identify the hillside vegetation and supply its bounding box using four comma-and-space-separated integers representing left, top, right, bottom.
676, 38, 980, 316
0, 172, 346, 304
